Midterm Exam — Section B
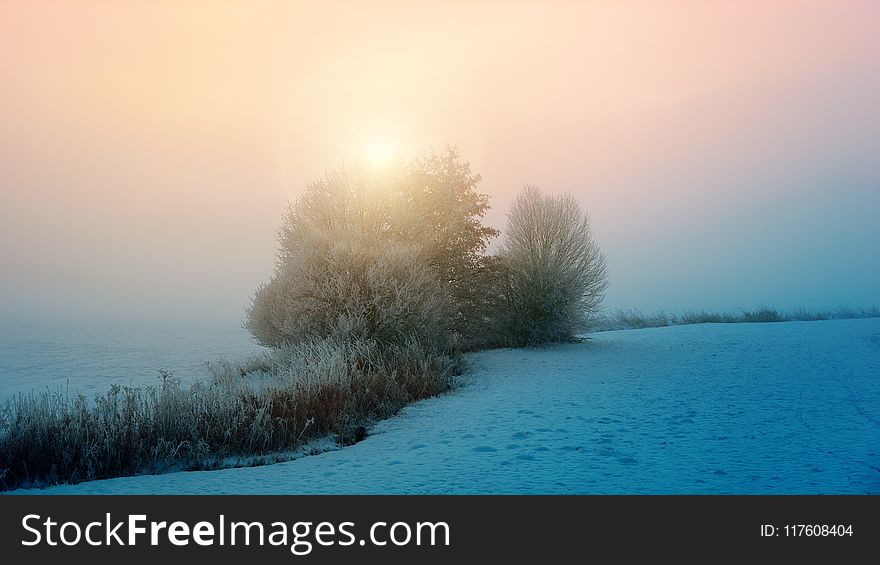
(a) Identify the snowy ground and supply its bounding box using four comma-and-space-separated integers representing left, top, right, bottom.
0, 317, 263, 400
16, 318, 880, 494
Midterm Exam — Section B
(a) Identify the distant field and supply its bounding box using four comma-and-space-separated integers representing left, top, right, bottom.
0, 318, 263, 400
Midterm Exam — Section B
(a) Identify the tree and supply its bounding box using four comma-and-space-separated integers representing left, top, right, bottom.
246, 148, 498, 349
495, 186, 608, 345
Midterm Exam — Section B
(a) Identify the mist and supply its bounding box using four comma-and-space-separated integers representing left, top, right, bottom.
1, 0, 878, 323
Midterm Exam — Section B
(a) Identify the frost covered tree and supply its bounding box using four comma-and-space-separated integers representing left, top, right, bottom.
495, 186, 608, 345
246, 234, 452, 348
246, 148, 498, 349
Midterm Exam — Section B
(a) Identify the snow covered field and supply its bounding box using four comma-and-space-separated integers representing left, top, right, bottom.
15, 318, 880, 494
0, 317, 263, 399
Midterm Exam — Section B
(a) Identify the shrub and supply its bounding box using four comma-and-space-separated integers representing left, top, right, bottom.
246, 148, 498, 349
247, 234, 453, 349
493, 186, 608, 345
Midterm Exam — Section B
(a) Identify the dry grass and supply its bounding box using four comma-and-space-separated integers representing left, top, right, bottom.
0, 338, 455, 491
590, 309, 671, 331
590, 305, 880, 332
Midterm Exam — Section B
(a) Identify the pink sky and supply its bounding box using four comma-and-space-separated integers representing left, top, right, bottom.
1, 1, 878, 321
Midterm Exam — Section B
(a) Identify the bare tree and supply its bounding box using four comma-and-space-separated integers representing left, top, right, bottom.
496, 186, 608, 345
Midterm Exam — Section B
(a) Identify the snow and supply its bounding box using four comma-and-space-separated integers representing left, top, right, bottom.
14, 318, 880, 494
0, 318, 263, 399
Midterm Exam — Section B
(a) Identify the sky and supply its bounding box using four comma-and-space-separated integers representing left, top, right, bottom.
1, 0, 878, 323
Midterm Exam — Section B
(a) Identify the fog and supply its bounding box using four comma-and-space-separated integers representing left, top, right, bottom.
1, 1, 878, 323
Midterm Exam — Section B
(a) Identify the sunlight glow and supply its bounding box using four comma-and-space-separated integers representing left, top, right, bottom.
364, 140, 395, 168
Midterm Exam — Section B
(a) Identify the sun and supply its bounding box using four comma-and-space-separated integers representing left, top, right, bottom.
364, 140, 395, 168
